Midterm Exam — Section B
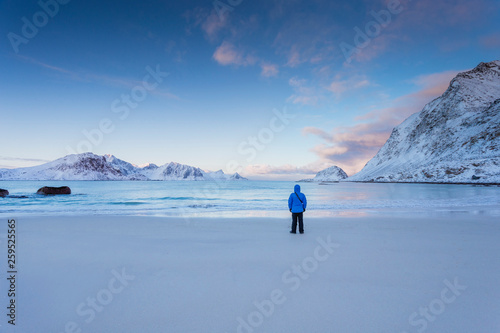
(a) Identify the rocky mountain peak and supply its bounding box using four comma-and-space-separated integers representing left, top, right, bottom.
348, 60, 500, 184
299, 165, 348, 182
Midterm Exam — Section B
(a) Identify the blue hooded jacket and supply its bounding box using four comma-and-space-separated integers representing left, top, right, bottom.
288, 184, 307, 213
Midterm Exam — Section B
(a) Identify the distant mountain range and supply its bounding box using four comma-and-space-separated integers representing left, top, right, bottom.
2, 61, 498, 184
348, 60, 500, 184
0, 153, 247, 181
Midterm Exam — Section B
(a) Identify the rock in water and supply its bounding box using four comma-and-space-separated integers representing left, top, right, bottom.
0, 189, 9, 197
37, 186, 71, 195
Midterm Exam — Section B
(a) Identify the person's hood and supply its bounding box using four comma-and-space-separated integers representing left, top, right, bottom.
294, 184, 301, 193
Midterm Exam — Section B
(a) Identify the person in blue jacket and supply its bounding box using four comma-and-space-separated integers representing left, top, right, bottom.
288, 184, 307, 234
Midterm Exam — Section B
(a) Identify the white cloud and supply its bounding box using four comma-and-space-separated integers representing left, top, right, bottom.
213, 41, 256, 66
287, 76, 321, 105
242, 161, 336, 180
326, 75, 371, 98
260, 63, 279, 77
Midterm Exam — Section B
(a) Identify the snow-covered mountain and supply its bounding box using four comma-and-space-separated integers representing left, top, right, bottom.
0, 153, 126, 181
140, 162, 205, 181
98, 154, 148, 180
300, 166, 348, 182
229, 172, 246, 180
348, 60, 500, 183
0, 153, 248, 181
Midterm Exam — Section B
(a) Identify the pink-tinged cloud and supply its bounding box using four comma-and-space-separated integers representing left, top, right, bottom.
202, 11, 228, 40
410, 70, 463, 96
16, 54, 77, 76
326, 75, 371, 98
303, 69, 462, 175
213, 43, 278, 78
286, 47, 302, 67
400, 0, 487, 27
288, 77, 307, 87
287, 95, 320, 105
244, 164, 317, 175
184, 7, 229, 40
270, 3, 342, 68
261, 63, 279, 77
242, 160, 338, 180
346, 0, 492, 63
347, 34, 396, 64
0, 155, 52, 169
213, 41, 256, 66
327, 81, 347, 96
287, 76, 321, 105
303, 124, 391, 175
480, 33, 500, 49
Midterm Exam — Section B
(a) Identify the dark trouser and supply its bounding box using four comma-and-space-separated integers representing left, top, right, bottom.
291, 212, 304, 233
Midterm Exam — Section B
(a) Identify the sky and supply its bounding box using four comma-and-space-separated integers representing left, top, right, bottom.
1, 0, 499, 180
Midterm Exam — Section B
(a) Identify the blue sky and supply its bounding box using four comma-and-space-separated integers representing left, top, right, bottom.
1, 0, 499, 179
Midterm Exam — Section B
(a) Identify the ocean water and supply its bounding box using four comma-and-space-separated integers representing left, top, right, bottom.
1, 180, 499, 217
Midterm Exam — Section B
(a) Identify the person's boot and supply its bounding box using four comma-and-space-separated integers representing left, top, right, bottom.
290, 230, 296, 234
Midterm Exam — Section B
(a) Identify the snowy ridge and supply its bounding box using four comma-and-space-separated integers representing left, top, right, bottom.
348, 60, 500, 183
0, 153, 125, 181
140, 162, 205, 181
203, 169, 246, 181
0, 153, 248, 181
300, 166, 348, 182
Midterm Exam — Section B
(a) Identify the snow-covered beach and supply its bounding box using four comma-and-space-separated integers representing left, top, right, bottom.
2, 214, 499, 333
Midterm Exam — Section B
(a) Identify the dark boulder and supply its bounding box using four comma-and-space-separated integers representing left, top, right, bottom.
0, 189, 9, 197
37, 186, 71, 195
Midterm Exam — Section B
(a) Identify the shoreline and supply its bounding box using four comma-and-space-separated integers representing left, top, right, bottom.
342, 180, 500, 186
3, 203, 500, 219
298, 180, 500, 186
1, 179, 499, 185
